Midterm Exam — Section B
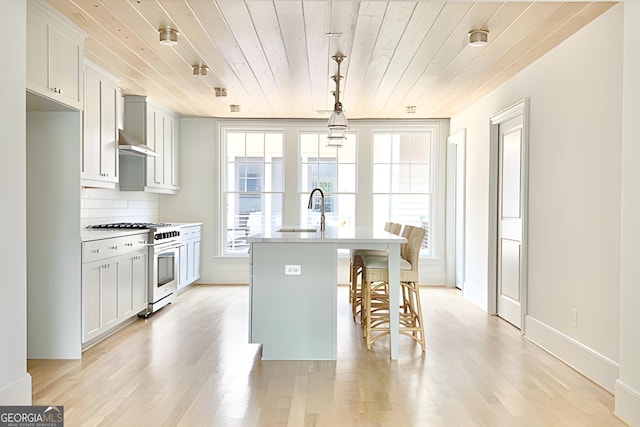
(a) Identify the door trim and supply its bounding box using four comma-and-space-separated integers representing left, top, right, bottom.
488, 99, 529, 332
447, 128, 466, 289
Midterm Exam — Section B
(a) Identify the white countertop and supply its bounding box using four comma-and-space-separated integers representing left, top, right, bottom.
248, 226, 406, 244
81, 228, 149, 242
172, 222, 203, 227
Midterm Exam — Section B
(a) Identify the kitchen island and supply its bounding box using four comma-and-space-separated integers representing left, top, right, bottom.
248, 226, 407, 360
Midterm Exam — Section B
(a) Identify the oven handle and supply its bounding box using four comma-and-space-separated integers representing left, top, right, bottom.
152, 242, 183, 252
143, 241, 181, 247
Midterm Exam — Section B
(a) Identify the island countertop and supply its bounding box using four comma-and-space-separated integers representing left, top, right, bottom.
248, 226, 406, 245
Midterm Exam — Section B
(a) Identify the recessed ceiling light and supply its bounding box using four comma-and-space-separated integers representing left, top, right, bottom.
230, 105, 240, 113
215, 87, 227, 97
405, 106, 416, 114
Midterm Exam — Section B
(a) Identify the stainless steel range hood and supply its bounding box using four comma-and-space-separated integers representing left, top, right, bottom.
118, 129, 158, 157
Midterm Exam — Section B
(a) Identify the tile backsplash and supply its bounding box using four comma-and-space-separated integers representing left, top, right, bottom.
81, 188, 159, 228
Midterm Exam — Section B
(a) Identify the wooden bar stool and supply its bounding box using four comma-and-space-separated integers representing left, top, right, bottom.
349, 222, 402, 321
360, 226, 426, 351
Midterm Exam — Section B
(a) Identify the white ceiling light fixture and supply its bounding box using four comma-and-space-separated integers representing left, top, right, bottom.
192, 64, 208, 77
158, 27, 179, 46
327, 53, 348, 147
468, 29, 489, 47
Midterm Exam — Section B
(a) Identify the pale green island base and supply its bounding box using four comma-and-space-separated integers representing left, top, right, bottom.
248, 227, 406, 360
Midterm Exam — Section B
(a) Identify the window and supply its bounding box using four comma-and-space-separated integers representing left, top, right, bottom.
218, 121, 445, 264
300, 133, 356, 228
373, 131, 433, 255
223, 131, 283, 255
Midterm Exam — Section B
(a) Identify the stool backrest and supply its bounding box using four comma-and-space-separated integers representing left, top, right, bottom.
405, 226, 426, 271
389, 222, 402, 235
400, 225, 414, 260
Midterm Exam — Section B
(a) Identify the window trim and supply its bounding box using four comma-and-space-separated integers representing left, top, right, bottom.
371, 125, 441, 258
219, 125, 286, 256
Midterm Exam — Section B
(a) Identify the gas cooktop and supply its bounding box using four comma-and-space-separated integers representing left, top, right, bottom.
88, 222, 174, 229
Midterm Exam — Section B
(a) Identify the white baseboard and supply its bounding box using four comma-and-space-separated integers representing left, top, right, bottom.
0, 373, 32, 406
525, 315, 619, 393
615, 380, 640, 426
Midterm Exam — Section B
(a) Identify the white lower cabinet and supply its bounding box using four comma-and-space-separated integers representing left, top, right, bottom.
177, 225, 202, 289
82, 233, 148, 344
118, 252, 148, 317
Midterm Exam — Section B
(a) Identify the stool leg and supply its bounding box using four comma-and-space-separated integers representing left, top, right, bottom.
404, 281, 425, 351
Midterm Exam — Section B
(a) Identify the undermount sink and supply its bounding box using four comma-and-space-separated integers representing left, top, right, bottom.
277, 228, 318, 233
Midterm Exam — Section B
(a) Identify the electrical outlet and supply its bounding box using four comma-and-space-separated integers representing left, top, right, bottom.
571, 308, 578, 328
285, 265, 301, 275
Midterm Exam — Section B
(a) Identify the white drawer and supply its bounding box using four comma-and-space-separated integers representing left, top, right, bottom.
180, 225, 201, 241
82, 233, 149, 263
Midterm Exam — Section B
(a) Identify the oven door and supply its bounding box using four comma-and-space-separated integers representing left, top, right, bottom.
151, 244, 179, 304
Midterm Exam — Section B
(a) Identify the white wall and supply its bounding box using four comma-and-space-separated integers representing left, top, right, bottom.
27, 111, 82, 359
451, 4, 623, 394
0, 0, 31, 404
158, 118, 225, 282
616, 1, 640, 425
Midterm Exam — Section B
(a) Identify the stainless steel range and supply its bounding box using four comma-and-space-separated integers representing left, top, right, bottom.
89, 222, 181, 316
146, 224, 181, 315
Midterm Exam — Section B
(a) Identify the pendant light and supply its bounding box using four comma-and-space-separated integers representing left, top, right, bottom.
327, 54, 348, 147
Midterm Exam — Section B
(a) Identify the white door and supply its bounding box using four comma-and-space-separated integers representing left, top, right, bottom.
496, 113, 526, 328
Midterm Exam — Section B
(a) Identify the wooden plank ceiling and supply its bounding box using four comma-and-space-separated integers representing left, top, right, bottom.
44, 1, 616, 119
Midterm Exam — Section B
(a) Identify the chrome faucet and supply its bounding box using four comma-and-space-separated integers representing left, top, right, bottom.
307, 188, 326, 232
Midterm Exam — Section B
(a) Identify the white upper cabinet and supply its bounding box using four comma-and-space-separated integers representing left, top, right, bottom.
26, 0, 84, 110
120, 96, 180, 194
82, 62, 119, 188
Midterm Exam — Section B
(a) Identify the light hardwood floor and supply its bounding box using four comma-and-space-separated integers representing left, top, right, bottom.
29, 285, 626, 427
